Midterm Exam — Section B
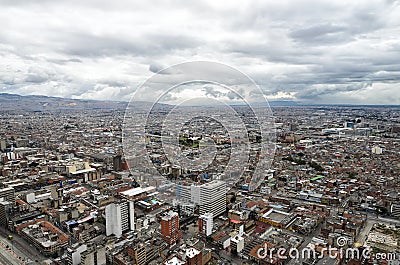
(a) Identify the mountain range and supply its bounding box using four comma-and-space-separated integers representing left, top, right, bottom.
0, 93, 302, 112
0, 93, 127, 112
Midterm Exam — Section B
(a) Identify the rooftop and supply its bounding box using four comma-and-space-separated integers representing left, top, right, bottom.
186, 247, 200, 258
162, 211, 178, 221
164, 256, 185, 265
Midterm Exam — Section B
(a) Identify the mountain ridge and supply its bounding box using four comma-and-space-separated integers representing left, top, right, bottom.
1, 93, 398, 112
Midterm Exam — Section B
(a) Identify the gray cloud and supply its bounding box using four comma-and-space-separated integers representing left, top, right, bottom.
47, 58, 82, 65
0, 0, 399, 104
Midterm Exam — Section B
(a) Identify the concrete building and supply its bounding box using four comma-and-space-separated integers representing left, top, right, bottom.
80, 245, 107, 265
372, 145, 383, 154
50, 185, 63, 208
391, 203, 400, 218
15, 138, 29, 148
0, 139, 6, 151
178, 180, 226, 217
67, 161, 101, 182
231, 235, 245, 254
20, 221, 69, 256
105, 200, 135, 238
66, 244, 88, 265
0, 201, 11, 226
258, 208, 297, 229
0, 187, 15, 204
198, 213, 213, 236
127, 243, 146, 265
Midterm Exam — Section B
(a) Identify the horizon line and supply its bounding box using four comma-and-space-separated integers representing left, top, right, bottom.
1, 92, 399, 107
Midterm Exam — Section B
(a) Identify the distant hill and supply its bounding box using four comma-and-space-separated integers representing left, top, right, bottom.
1, 93, 396, 112
0, 93, 127, 112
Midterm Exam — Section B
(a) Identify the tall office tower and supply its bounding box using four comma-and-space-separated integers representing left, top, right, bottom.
198, 213, 213, 236
113, 155, 122, 171
178, 180, 226, 217
66, 244, 88, 265
0, 187, 15, 204
0, 139, 6, 152
50, 185, 63, 208
105, 200, 135, 238
160, 211, 182, 246
0, 201, 12, 226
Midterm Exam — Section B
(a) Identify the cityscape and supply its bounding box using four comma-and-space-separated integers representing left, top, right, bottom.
1, 1, 400, 265
0, 94, 399, 265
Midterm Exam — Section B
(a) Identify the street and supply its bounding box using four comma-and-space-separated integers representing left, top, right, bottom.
357, 220, 374, 245
0, 226, 45, 265
0, 240, 23, 265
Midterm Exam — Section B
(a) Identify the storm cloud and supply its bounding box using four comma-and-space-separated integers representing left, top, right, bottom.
0, 0, 399, 104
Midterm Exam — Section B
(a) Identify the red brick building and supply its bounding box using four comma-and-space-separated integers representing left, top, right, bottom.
160, 211, 182, 246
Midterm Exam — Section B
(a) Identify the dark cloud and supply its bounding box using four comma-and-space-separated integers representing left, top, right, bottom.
295, 82, 373, 101
203, 86, 223, 98
149, 63, 169, 74
0, 0, 399, 104
289, 23, 351, 45
56, 32, 200, 58
47, 58, 82, 65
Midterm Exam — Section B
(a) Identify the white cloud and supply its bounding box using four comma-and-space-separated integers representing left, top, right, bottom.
0, 0, 399, 104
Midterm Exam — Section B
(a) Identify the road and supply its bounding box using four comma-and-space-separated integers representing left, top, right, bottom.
0, 241, 24, 265
356, 220, 374, 245
367, 214, 400, 226
356, 214, 400, 245
0, 237, 28, 264
0, 226, 45, 265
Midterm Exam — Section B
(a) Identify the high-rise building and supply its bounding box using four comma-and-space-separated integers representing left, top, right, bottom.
198, 213, 213, 236
66, 244, 87, 265
178, 180, 226, 217
113, 155, 122, 171
50, 185, 63, 208
160, 211, 182, 246
127, 243, 146, 265
0, 139, 6, 152
81, 245, 106, 265
0, 201, 11, 226
105, 200, 135, 238
0, 187, 15, 204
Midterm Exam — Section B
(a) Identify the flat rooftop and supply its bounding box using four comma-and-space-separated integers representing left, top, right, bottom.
262, 208, 292, 223
120, 186, 155, 197
21, 221, 68, 248
161, 211, 178, 221
164, 256, 185, 265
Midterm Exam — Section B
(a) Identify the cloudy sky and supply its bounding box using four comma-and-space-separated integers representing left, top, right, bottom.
0, 0, 399, 104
